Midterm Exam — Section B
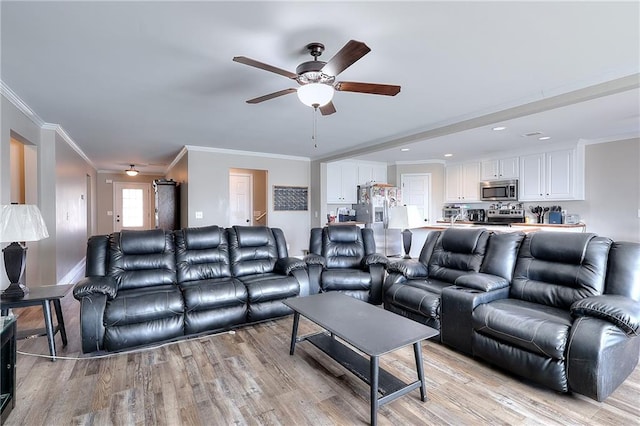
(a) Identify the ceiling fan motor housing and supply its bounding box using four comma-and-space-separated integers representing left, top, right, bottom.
296, 61, 334, 85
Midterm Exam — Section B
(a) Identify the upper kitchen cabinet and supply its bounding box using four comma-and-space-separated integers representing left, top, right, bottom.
481, 156, 519, 180
357, 162, 387, 185
327, 161, 358, 204
445, 162, 480, 202
519, 148, 584, 201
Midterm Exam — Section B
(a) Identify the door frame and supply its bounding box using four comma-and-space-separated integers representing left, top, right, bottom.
400, 173, 432, 225
112, 181, 153, 231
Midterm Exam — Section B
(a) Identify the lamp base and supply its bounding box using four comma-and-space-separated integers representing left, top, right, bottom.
401, 228, 413, 259
1, 282, 28, 299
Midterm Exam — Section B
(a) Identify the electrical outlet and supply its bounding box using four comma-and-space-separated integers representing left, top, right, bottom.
195, 211, 203, 219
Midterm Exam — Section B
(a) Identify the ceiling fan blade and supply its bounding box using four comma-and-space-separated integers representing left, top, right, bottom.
322, 40, 371, 77
319, 101, 336, 116
233, 56, 298, 79
335, 81, 401, 96
246, 88, 297, 104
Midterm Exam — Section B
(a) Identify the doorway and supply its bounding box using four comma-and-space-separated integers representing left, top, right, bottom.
229, 168, 268, 226
401, 173, 431, 225
113, 182, 152, 232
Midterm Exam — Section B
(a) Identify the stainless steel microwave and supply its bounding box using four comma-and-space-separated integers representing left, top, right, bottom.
480, 179, 518, 201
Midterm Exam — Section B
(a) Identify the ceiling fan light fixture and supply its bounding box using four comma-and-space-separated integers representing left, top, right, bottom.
297, 83, 334, 108
125, 164, 139, 176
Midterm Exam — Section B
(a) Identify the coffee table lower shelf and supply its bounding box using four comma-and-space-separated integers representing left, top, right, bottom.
303, 332, 423, 404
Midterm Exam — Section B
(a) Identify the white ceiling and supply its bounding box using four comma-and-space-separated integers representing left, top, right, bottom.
2, 1, 639, 174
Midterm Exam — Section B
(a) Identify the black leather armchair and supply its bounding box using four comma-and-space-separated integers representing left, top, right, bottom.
305, 226, 388, 304
228, 226, 308, 321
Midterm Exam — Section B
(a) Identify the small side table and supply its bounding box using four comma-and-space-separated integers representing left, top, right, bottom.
1, 316, 16, 422
0, 284, 73, 361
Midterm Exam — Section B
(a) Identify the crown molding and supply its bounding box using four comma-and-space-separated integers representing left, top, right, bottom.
0, 80, 45, 127
394, 159, 446, 166
41, 123, 96, 170
166, 146, 188, 172
184, 145, 310, 162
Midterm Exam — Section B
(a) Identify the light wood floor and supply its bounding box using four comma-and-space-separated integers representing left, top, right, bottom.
4, 292, 640, 425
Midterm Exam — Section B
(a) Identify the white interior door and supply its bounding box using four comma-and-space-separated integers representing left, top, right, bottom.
401, 173, 431, 225
113, 182, 152, 232
229, 173, 253, 226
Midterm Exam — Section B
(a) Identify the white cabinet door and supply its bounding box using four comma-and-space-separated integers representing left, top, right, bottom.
357, 164, 373, 185
445, 164, 462, 202
500, 157, 519, 179
372, 164, 387, 184
326, 162, 344, 203
480, 160, 499, 180
519, 153, 545, 201
340, 163, 358, 204
546, 149, 574, 200
462, 162, 480, 201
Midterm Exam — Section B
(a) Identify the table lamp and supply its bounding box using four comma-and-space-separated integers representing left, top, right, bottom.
0, 204, 49, 299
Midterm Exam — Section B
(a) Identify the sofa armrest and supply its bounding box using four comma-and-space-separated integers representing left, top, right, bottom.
387, 259, 428, 278
362, 253, 389, 269
73, 276, 118, 300
304, 253, 325, 268
275, 257, 307, 275
571, 295, 640, 336
454, 272, 510, 292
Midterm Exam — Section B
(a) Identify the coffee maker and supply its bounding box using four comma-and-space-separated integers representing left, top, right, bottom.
467, 209, 486, 222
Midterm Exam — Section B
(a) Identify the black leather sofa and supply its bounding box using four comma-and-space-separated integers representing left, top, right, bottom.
383, 228, 640, 401
304, 225, 388, 304
73, 225, 308, 353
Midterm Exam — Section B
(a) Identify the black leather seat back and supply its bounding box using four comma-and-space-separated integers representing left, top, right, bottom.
228, 226, 279, 277
108, 229, 177, 291
511, 232, 612, 308
428, 228, 490, 283
604, 241, 640, 301
85, 235, 110, 277
322, 226, 366, 269
175, 225, 231, 284
480, 232, 526, 281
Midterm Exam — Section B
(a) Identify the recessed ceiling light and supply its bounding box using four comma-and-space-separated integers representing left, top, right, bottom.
444, 153, 453, 157
401, 148, 410, 152
522, 131, 543, 137
492, 126, 507, 131
538, 136, 551, 141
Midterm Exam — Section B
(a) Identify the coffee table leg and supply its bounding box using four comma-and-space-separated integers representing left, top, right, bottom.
42, 300, 57, 361
370, 355, 379, 426
413, 341, 426, 401
53, 299, 68, 346
289, 312, 300, 355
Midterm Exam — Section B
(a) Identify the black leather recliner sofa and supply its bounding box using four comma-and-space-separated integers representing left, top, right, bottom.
304, 225, 388, 304
384, 228, 640, 401
73, 225, 308, 353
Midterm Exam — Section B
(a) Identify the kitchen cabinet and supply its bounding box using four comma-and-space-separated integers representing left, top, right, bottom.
327, 161, 358, 204
445, 162, 480, 202
519, 149, 576, 201
480, 156, 519, 180
357, 163, 387, 185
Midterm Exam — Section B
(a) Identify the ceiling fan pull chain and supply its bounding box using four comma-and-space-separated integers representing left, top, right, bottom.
312, 105, 318, 148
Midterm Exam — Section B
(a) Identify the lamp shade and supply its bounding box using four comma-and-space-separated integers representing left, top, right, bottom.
125, 164, 139, 176
297, 83, 334, 107
388, 206, 409, 229
0, 204, 49, 243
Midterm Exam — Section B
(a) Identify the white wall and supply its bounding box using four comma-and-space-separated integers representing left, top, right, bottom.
172, 147, 311, 256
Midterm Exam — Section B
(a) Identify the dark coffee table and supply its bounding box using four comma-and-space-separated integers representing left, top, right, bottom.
284, 292, 439, 426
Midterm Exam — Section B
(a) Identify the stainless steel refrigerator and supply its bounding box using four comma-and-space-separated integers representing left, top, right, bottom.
354, 184, 402, 257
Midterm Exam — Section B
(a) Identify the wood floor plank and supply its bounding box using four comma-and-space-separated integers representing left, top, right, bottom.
4, 293, 639, 425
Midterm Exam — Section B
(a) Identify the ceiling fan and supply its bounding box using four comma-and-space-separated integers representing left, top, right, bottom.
233, 40, 401, 115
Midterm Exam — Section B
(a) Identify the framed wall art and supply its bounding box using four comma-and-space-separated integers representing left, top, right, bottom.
273, 185, 308, 211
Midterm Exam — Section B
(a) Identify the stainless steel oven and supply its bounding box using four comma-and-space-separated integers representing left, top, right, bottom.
480, 179, 518, 202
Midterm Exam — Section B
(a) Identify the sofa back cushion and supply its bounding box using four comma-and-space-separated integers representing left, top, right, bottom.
85, 235, 110, 277
228, 226, 279, 277
322, 225, 366, 269
428, 228, 490, 283
604, 241, 640, 301
511, 232, 612, 308
109, 229, 177, 290
175, 225, 231, 284
480, 232, 526, 281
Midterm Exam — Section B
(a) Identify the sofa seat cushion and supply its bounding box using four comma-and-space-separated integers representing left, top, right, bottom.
321, 269, 371, 291
241, 273, 300, 303
104, 285, 184, 326
385, 279, 450, 318
180, 278, 247, 311
472, 299, 572, 360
